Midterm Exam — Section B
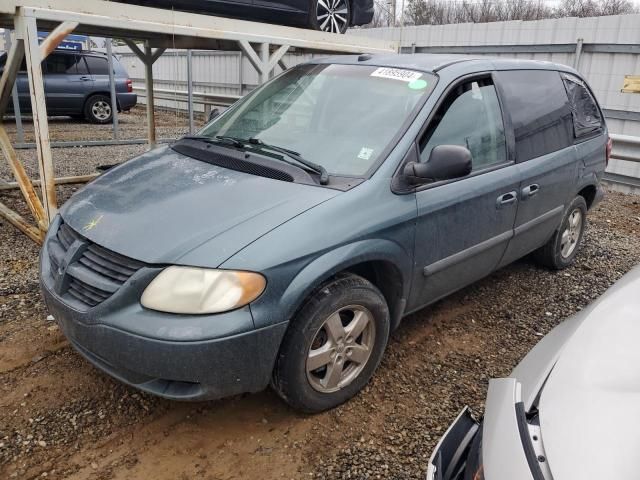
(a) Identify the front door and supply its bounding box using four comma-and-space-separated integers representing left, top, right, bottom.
408, 74, 520, 311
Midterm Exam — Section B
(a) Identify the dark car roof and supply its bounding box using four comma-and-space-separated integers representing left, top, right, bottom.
311, 53, 576, 75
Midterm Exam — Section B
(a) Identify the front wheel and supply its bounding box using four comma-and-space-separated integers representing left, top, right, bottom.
534, 196, 587, 269
272, 274, 389, 413
309, 0, 351, 34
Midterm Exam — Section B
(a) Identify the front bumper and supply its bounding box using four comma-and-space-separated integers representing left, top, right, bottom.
427, 379, 541, 480
39, 224, 287, 401
426, 408, 479, 480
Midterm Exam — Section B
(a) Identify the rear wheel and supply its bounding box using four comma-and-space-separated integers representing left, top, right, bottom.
310, 0, 351, 34
272, 274, 389, 412
84, 94, 113, 124
534, 196, 587, 269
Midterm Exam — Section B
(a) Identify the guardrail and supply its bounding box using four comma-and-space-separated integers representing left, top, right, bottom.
607, 133, 640, 190
132, 86, 240, 117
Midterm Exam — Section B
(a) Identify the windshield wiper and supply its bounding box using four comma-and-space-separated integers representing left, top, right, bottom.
180, 135, 244, 149
181, 135, 329, 185
215, 135, 246, 148
247, 138, 329, 185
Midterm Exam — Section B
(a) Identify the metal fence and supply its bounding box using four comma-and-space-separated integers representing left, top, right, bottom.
115, 48, 316, 112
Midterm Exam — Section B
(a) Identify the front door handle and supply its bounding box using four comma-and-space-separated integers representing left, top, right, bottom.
79, 76, 91, 81
496, 191, 518, 209
521, 183, 540, 200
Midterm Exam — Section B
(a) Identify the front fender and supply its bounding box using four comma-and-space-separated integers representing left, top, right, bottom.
243, 238, 413, 331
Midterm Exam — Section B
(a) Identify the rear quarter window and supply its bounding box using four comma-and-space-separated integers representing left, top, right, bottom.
84, 55, 109, 75
561, 73, 603, 138
496, 69, 574, 162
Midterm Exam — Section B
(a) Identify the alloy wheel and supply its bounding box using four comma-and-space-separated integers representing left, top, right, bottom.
560, 208, 583, 258
91, 100, 112, 121
306, 305, 376, 393
316, 0, 349, 34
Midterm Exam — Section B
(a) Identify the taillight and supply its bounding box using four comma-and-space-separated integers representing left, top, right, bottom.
606, 135, 612, 166
126, 78, 133, 93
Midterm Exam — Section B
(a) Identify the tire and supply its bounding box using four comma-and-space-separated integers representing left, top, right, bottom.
272, 274, 390, 413
534, 196, 588, 270
84, 94, 113, 124
309, 0, 351, 34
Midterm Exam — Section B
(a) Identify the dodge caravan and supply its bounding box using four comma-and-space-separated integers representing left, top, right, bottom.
39, 54, 608, 412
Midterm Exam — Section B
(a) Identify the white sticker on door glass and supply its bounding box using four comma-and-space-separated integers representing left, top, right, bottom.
371, 67, 422, 83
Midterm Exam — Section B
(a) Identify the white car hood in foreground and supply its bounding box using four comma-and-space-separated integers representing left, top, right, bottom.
539, 266, 640, 480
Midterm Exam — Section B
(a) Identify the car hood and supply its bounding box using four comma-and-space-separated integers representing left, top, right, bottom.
60, 146, 338, 266
538, 265, 640, 480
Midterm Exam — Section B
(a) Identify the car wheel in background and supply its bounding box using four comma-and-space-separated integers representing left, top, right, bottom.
534, 195, 588, 270
272, 273, 389, 412
310, 0, 351, 34
84, 94, 113, 124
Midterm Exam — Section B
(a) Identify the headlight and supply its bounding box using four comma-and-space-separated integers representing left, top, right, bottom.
141, 266, 266, 314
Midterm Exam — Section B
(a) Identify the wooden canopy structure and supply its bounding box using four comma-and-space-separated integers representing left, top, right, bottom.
0, 0, 396, 243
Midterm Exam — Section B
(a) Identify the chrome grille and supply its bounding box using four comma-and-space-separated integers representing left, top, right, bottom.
48, 222, 145, 308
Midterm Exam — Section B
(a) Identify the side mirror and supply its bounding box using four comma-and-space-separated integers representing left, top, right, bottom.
208, 107, 221, 122
403, 145, 472, 185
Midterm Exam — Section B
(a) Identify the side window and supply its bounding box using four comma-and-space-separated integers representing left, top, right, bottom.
496, 70, 573, 162
561, 73, 603, 138
44, 53, 80, 74
84, 56, 109, 75
76, 56, 89, 75
420, 78, 507, 171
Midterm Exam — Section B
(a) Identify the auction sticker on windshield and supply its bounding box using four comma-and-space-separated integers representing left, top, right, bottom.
371, 67, 423, 83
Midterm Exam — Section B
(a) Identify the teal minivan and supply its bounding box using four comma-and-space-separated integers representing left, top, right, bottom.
39, 54, 608, 412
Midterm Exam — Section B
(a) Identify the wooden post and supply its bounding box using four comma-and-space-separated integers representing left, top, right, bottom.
18, 14, 57, 224
259, 43, 269, 84
0, 33, 24, 117
144, 41, 156, 147
0, 126, 46, 230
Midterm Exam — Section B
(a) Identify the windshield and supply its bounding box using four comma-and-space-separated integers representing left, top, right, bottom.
199, 63, 436, 176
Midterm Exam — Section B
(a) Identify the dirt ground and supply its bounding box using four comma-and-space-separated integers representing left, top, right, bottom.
1, 111, 640, 479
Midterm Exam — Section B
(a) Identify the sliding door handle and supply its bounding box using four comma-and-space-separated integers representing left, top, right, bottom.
521, 184, 540, 199
496, 191, 518, 209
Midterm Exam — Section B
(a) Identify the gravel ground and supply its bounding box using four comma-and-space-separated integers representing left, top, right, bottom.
0, 107, 202, 180
1, 112, 640, 479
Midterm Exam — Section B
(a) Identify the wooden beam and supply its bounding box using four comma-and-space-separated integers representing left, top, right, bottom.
0, 125, 46, 229
0, 200, 43, 244
18, 13, 57, 224
150, 47, 166, 64
123, 38, 146, 61
0, 173, 98, 191
0, 37, 24, 117
266, 44, 290, 74
39, 21, 79, 59
238, 40, 263, 76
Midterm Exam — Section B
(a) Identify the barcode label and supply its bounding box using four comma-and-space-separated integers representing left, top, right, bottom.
371, 67, 423, 83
